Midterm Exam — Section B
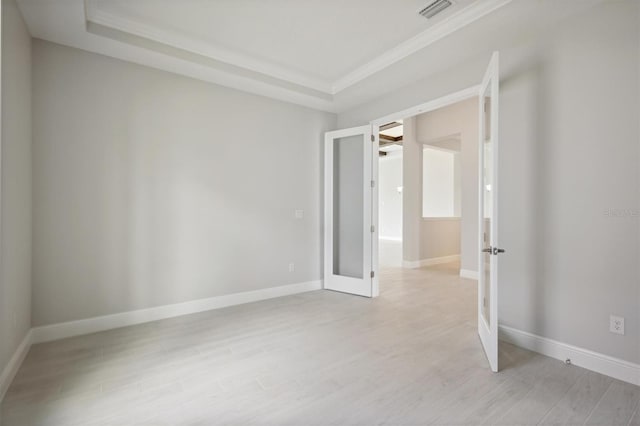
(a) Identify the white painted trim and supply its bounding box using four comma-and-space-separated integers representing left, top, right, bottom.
371, 124, 380, 298
84, 0, 511, 96
459, 269, 479, 280
333, 0, 512, 93
17, 0, 510, 111
0, 330, 32, 402
324, 126, 373, 298
84, 0, 333, 94
32, 280, 322, 344
379, 236, 402, 242
402, 254, 460, 269
499, 325, 640, 387
477, 51, 500, 373
372, 85, 480, 126
402, 260, 421, 269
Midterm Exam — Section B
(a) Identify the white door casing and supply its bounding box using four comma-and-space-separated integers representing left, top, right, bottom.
478, 51, 501, 372
324, 126, 373, 297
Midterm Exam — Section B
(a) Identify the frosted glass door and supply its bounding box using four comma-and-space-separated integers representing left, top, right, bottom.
324, 126, 373, 297
478, 51, 502, 372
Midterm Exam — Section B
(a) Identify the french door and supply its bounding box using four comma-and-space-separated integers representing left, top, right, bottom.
323, 126, 374, 297
323, 53, 504, 374
478, 51, 503, 372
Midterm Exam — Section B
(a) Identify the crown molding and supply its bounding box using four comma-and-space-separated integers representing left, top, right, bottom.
84, 0, 511, 97
84, 0, 334, 95
332, 0, 512, 93
17, 0, 511, 111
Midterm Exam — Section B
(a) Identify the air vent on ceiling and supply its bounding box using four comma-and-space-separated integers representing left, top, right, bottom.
418, 0, 453, 19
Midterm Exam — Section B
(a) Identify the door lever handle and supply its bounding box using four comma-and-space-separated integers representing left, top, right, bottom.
482, 247, 505, 255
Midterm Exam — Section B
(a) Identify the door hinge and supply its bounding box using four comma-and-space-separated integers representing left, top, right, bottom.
371, 225, 375, 233
371, 180, 375, 188
371, 271, 375, 278
371, 134, 375, 142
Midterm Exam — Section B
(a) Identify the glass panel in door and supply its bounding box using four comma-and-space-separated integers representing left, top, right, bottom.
333, 135, 364, 279
324, 126, 372, 297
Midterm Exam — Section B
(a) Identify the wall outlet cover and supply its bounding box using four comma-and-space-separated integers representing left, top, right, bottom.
609, 315, 625, 335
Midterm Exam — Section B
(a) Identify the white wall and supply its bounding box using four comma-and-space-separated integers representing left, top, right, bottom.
378, 153, 402, 240
400, 99, 476, 268
422, 147, 459, 218
32, 40, 336, 326
0, 0, 32, 380
339, 1, 640, 365
402, 116, 420, 263
417, 98, 478, 272
420, 219, 460, 261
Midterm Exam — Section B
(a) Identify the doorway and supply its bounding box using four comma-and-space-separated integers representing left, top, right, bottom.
324, 52, 502, 371
376, 97, 477, 280
377, 121, 403, 268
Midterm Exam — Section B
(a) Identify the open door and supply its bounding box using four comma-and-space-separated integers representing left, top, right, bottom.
324, 126, 373, 297
478, 51, 504, 372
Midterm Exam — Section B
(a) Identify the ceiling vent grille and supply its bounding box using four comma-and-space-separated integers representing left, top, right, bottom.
419, 0, 453, 19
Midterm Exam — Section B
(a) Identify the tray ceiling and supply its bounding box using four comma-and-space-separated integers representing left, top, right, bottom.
16, 0, 602, 112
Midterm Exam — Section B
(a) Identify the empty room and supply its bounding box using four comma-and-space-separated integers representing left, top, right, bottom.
1, 0, 639, 425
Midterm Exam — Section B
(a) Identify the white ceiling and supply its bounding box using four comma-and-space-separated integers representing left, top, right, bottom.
93, 0, 480, 83
381, 125, 404, 139
17, 0, 604, 113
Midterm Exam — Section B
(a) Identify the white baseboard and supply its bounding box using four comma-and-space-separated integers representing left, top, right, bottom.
379, 237, 402, 242
0, 330, 33, 401
402, 254, 460, 269
499, 325, 640, 387
402, 260, 419, 268
459, 269, 479, 280
32, 280, 322, 344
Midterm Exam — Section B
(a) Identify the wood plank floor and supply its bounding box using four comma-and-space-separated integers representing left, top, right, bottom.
1, 259, 638, 425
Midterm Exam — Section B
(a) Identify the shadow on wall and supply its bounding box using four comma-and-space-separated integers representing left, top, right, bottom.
499, 55, 549, 343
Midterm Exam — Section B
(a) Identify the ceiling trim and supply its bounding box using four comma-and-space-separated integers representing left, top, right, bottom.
372, 85, 479, 126
84, 0, 334, 94
332, 0, 511, 93
84, 0, 511, 96
17, 0, 512, 112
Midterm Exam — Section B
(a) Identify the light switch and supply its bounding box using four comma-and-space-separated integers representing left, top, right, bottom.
295, 209, 304, 219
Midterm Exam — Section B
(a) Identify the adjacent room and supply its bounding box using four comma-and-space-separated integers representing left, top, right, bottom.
377, 98, 475, 282
378, 120, 403, 267
1, 0, 639, 425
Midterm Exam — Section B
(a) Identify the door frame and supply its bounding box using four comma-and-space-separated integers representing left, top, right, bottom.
369, 85, 480, 297
324, 126, 374, 297
477, 51, 500, 372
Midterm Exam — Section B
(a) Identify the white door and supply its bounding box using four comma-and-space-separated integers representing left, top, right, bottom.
478, 51, 503, 372
324, 126, 373, 297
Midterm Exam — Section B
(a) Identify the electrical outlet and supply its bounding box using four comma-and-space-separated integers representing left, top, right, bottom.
288, 263, 295, 273
610, 315, 625, 335
294, 209, 304, 219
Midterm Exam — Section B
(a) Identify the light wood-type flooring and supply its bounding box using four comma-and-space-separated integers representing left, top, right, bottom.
2, 248, 638, 425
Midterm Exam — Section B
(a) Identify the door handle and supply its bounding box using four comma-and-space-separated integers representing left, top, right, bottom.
482, 247, 505, 255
